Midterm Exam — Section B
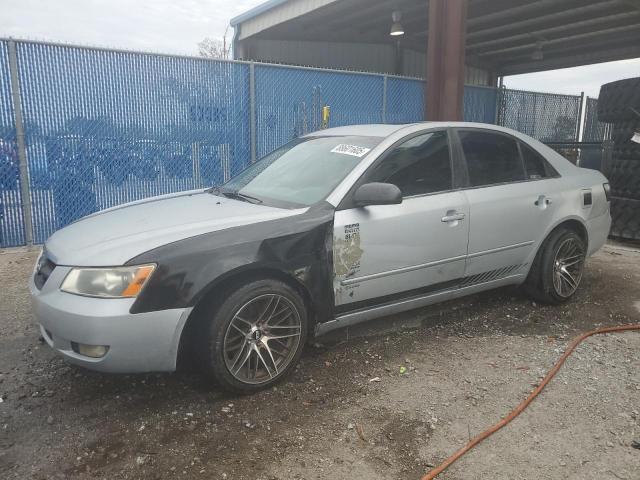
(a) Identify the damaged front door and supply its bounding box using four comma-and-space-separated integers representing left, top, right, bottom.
332, 130, 470, 311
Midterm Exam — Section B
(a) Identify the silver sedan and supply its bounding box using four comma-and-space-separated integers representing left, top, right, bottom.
30, 122, 611, 393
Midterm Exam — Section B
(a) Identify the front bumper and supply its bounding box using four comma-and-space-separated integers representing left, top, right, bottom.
29, 265, 191, 373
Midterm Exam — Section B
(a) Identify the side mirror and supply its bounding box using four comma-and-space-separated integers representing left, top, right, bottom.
353, 182, 402, 207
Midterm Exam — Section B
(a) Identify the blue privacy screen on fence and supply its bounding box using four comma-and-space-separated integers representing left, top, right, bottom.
255, 65, 384, 158
15, 42, 251, 244
464, 86, 497, 124
386, 77, 424, 124
0, 40, 25, 247
0, 39, 613, 247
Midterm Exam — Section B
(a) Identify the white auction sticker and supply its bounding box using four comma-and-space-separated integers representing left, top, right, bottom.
632, 132, 640, 145
330, 144, 371, 157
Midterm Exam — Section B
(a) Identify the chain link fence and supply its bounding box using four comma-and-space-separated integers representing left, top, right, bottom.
255, 65, 384, 158
582, 96, 612, 142
15, 41, 251, 244
385, 77, 424, 124
497, 88, 582, 142
0, 40, 25, 247
464, 86, 498, 124
0, 38, 610, 247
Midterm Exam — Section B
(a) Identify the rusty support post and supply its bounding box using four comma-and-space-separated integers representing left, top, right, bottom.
425, 0, 468, 121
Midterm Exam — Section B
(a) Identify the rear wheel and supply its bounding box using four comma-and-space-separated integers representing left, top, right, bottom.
525, 228, 586, 304
197, 279, 308, 393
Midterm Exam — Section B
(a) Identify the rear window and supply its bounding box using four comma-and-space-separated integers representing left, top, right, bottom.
458, 130, 525, 187
520, 141, 558, 179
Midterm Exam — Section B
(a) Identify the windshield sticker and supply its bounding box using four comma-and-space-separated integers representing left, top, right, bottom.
330, 144, 371, 157
632, 131, 640, 144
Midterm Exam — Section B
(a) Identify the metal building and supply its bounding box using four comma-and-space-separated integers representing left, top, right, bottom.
231, 0, 640, 120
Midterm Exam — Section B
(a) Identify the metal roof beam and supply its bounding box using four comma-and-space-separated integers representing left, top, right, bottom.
622, 0, 640, 11
282, 0, 387, 30
499, 43, 640, 75
259, 0, 419, 41
468, 11, 639, 52
468, 0, 590, 29
236, 0, 341, 40
501, 30, 640, 63
322, 1, 426, 36
467, 0, 622, 38
478, 24, 640, 57
467, 0, 533, 17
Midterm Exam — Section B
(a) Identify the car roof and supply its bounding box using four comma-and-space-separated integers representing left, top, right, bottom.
303, 124, 418, 138
305, 122, 519, 138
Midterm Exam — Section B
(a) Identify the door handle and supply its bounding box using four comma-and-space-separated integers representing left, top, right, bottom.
441, 212, 466, 223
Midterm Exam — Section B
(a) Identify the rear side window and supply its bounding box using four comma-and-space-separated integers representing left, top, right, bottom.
458, 130, 525, 187
365, 131, 452, 197
520, 141, 557, 179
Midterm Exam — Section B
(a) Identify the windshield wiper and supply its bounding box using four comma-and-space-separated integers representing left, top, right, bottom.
222, 190, 263, 204
207, 186, 263, 204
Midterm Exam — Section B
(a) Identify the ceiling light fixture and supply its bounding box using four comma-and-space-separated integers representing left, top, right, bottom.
532, 40, 543, 61
390, 11, 404, 36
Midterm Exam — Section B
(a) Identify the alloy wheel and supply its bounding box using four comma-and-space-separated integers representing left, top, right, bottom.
222, 294, 302, 384
552, 238, 585, 298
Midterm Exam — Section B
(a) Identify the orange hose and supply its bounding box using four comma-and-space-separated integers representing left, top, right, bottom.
421, 323, 640, 480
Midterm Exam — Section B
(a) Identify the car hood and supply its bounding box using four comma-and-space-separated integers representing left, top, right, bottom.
45, 189, 307, 266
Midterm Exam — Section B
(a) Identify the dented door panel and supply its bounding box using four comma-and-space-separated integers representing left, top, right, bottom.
333, 191, 470, 308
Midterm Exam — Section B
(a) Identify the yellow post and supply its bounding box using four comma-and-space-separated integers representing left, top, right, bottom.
321, 105, 331, 129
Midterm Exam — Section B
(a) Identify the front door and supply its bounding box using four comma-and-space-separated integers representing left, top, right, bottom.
333, 130, 470, 311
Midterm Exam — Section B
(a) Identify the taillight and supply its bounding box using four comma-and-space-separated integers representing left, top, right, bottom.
602, 183, 611, 201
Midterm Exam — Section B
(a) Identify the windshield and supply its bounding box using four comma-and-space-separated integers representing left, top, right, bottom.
219, 135, 382, 207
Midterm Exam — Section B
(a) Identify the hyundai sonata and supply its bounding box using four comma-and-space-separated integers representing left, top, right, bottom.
30, 123, 611, 392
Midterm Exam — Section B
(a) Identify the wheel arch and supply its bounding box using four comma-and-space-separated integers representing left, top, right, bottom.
175, 264, 317, 369
527, 216, 589, 271
551, 218, 588, 246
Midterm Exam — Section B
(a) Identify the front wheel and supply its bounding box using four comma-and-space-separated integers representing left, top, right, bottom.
197, 279, 308, 393
524, 228, 587, 304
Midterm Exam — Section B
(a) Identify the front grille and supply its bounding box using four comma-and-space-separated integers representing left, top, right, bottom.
34, 256, 56, 290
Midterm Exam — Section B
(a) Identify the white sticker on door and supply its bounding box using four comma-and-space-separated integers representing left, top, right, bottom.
631, 132, 640, 145
330, 144, 371, 157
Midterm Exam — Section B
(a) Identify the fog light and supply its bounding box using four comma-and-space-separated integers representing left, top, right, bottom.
71, 342, 109, 358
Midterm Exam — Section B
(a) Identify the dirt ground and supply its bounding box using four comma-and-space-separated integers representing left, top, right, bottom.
0, 243, 639, 480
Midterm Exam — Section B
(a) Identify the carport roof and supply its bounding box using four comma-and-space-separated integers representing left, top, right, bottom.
231, 0, 640, 75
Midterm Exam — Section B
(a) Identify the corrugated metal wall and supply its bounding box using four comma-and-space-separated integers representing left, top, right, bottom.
246, 39, 396, 75
242, 39, 493, 85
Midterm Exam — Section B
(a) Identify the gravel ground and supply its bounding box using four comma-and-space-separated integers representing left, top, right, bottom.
0, 243, 639, 480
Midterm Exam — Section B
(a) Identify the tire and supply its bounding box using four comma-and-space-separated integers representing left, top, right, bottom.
611, 120, 640, 161
611, 120, 640, 145
613, 147, 640, 162
610, 197, 640, 241
597, 77, 640, 123
524, 228, 587, 305
196, 279, 308, 394
606, 158, 640, 200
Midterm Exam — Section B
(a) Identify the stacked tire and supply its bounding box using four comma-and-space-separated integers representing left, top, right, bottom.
597, 77, 640, 241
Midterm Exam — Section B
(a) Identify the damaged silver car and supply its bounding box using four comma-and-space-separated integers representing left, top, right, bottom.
30, 122, 611, 392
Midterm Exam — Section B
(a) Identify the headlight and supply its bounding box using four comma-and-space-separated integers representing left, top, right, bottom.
61, 264, 156, 298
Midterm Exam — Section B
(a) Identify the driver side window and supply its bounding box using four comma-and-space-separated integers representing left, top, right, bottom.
365, 131, 452, 197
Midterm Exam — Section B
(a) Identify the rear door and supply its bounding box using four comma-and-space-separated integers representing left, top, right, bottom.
453, 128, 559, 278
333, 129, 470, 311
